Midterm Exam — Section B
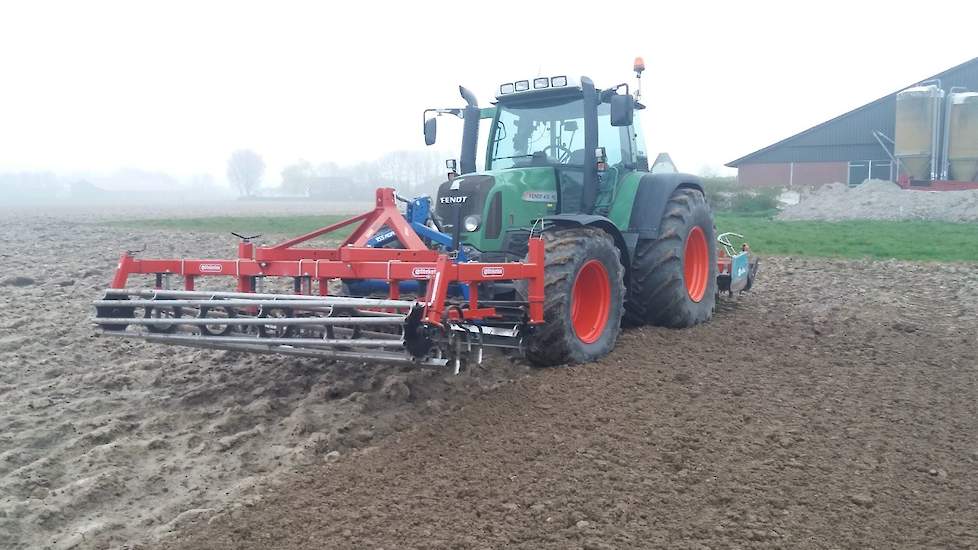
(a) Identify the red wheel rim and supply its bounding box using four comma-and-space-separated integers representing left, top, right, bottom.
683, 226, 709, 303
571, 259, 611, 344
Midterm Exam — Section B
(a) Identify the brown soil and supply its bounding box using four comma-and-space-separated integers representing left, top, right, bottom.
2, 206, 976, 549
0, 210, 531, 550
156, 257, 978, 549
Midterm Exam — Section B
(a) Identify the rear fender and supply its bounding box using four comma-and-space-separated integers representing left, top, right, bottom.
627, 173, 705, 239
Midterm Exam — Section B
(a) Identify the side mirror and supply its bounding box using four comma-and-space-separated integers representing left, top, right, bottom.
610, 95, 634, 127
424, 117, 437, 146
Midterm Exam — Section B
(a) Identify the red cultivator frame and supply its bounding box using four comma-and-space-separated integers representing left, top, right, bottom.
94, 188, 545, 372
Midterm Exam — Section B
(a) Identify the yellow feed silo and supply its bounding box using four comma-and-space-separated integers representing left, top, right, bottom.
895, 85, 944, 181
947, 92, 978, 182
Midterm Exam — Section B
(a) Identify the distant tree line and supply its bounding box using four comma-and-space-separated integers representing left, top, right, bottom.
272, 149, 452, 201
0, 169, 223, 202
0, 148, 457, 203
0, 172, 62, 200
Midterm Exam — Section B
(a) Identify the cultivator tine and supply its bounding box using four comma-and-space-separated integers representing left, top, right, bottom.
101, 288, 416, 309
329, 327, 402, 340
93, 188, 548, 372
117, 334, 408, 348
93, 316, 407, 327
113, 333, 449, 367
92, 285, 439, 365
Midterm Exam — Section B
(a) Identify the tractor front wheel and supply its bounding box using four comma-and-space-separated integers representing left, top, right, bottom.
625, 188, 717, 327
524, 226, 625, 367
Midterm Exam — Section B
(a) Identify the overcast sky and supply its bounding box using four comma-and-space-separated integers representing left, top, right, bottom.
1, 0, 976, 184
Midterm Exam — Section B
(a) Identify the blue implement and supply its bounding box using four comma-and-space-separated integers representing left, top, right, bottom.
348, 195, 470, 298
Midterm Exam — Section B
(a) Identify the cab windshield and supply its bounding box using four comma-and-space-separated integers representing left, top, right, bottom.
488, 98, 625, 170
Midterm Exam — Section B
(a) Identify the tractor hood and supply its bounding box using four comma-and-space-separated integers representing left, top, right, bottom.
435, 167, 561, 253
434, 174, 496, 232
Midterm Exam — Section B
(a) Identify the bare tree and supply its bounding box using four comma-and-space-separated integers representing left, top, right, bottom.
280, 159, 314, 196
252, 149, 453, 202
372, 150, 443, 194
227, 149, 265, 197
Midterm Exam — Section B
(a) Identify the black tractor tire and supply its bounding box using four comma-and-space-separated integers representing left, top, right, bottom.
624, 188, 717, 328
257, 307, 298, 338
523, 226, 625, 367
144, 305, 184, 334
95, 294, 134, 331
198, 305, 237, 337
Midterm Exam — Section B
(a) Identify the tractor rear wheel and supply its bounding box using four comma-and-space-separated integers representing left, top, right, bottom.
523, 226, 625, 366
624, 188, 717, 327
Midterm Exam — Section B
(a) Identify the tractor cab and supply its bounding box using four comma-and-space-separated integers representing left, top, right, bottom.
423, 61, 650, 260
487, 76, 649, 215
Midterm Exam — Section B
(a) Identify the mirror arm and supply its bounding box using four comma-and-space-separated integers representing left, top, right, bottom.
600, 83, 630, 102
423, 108, 464, 122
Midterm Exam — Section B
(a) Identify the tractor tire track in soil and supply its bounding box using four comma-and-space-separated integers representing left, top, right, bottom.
161, 257, 978, 549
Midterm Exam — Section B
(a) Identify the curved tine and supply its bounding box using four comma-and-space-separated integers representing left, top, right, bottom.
717, 231, 744, 246
716, 232, 744, 256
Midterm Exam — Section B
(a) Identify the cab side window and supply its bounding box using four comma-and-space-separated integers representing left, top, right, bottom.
631, 114, 649, 170
596, 103, 632, 166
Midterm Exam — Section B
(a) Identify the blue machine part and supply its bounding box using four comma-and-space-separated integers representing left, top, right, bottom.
364, 196, 466, 261
347, 196, 470, 298
730, 252, 750, 287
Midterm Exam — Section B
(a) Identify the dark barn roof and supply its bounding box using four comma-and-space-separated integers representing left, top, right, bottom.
726, 57, 978, 167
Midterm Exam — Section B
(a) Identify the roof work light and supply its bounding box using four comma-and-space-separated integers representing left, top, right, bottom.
497, 75, 571, 97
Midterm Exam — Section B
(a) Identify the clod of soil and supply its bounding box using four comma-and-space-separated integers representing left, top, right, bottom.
1, 275, 36, 287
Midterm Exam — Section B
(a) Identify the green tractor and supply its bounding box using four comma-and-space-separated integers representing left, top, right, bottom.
424, 62, 718, 366
91, 63, 757, 372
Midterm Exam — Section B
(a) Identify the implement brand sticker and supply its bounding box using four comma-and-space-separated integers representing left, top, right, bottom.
199, 264, 223, 273
481, 266, 505, 277
412, 267, 437, 279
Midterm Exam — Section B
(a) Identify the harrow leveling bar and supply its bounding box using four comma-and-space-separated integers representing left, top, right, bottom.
93, 188, 545, 372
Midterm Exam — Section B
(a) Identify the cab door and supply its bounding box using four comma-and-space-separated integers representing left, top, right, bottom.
594, 103, 637, 214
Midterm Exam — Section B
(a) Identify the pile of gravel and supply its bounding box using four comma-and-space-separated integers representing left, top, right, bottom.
779, 179, 978, 222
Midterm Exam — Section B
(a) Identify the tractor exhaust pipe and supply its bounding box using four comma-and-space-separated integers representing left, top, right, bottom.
459, 85, 480, 175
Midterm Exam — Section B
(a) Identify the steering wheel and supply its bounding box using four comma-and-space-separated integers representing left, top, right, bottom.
542, 144, 572, 163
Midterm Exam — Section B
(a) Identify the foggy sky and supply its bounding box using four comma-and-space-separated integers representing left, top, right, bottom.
1, 0, 976, 184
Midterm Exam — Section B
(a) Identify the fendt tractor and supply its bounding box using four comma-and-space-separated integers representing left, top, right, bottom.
93, 59, 758, 372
